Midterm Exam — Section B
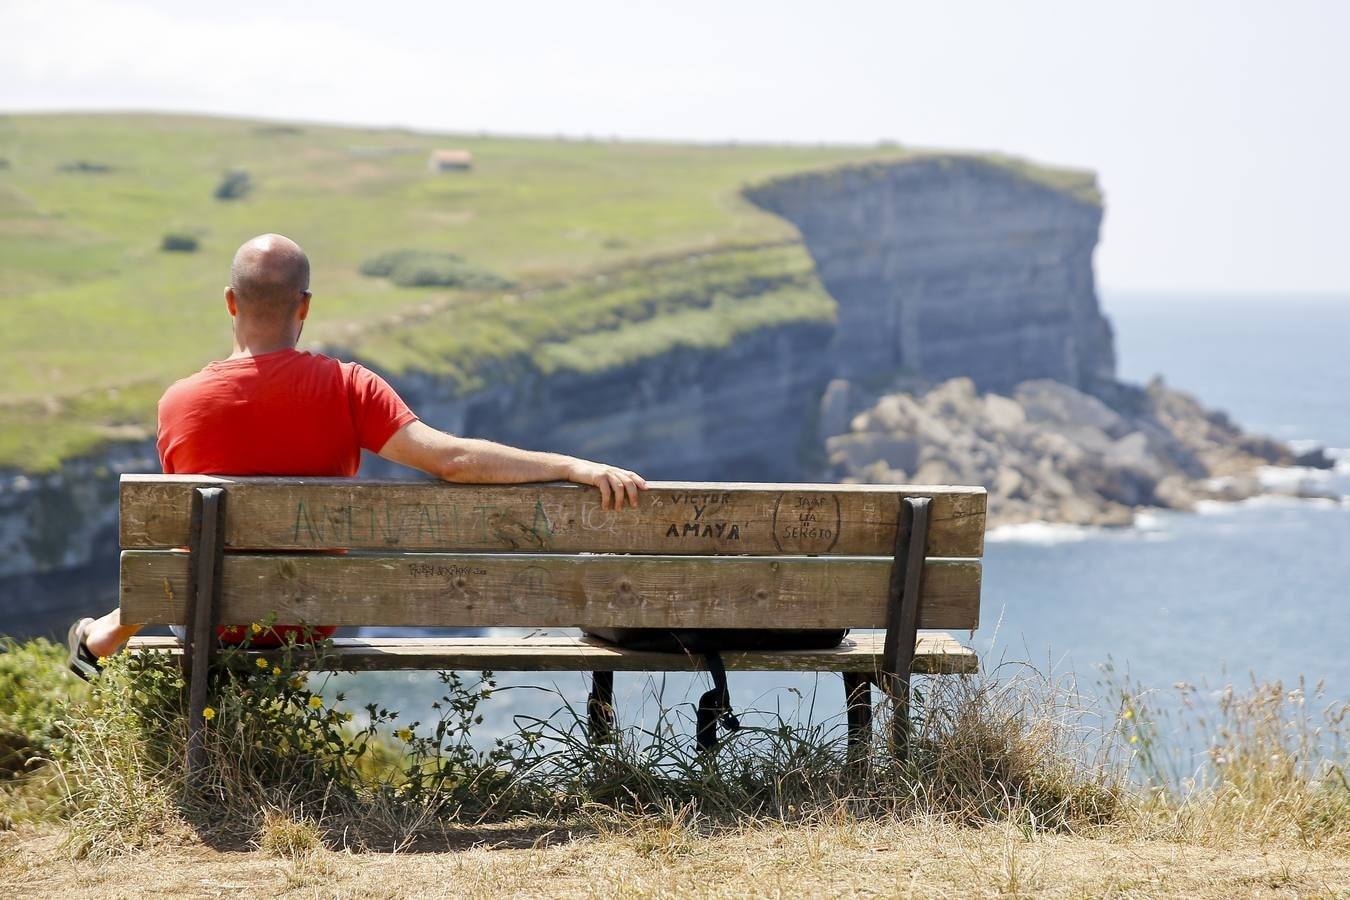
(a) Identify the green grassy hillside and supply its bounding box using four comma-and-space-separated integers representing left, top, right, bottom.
0, 113, 1094, 471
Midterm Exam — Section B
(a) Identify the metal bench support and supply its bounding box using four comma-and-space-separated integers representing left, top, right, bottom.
843, 670, 873, 768
880, 496, 930, 760
587, 670, 616, 742
184, 486, 226, 785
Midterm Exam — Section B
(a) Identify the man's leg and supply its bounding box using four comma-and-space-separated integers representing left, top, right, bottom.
83, 608, 142, 658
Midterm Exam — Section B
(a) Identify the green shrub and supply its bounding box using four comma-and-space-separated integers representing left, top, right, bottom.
360, 250, 513, 290
160, 233, 199, 253
0, 639, 88, 828
214, 169, 252, 200
359, 249, 459, 278
61, 627, 537, 852
0, 638, 86, 779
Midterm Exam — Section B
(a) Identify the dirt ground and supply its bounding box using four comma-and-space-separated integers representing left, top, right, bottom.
3, 819, 1348, 899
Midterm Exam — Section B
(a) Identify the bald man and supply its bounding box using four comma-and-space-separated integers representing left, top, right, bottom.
68, 234, 646, 675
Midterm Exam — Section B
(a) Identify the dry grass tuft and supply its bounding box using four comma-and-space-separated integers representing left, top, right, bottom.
256, 807, 323, 859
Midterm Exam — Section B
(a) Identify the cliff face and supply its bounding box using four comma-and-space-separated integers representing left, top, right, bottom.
746, 157, 1116, 397
387, 320, 833, 483
0, 442, 156, 630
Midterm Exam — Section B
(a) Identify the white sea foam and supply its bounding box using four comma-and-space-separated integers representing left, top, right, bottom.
1257, 464, 1336, 493
987, 507, 1180, 545
1132, 510, 1165, 531
1193, 499, 1236, 516
985, 521, 1096, 544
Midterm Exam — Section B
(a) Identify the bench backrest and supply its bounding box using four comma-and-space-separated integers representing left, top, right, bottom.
118, 476, 985, 631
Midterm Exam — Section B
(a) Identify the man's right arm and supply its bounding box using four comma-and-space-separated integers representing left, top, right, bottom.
376, 420, 646, 510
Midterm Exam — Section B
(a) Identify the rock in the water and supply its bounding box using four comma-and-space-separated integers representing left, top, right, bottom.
827, 376, 1302, 528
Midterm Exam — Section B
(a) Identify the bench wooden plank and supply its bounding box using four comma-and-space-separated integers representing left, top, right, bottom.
122, 632, 977, 674
120, 551, 982, 630
119, 476, 987, 558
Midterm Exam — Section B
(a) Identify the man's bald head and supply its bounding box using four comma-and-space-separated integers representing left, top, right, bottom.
229, 234, 310, 321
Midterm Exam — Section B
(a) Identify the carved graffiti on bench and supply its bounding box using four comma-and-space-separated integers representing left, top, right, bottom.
771, 492, 842, 553
661, 490, 745, 542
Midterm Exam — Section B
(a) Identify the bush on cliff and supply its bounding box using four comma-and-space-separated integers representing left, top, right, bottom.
359, 250, 513, 290
0, 639, 89, 777
0, 639, 88, 827
213, 169, 252, 200
160, 232, 199, 253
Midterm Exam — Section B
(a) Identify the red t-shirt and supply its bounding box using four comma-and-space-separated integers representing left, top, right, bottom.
157, 348, 418, 645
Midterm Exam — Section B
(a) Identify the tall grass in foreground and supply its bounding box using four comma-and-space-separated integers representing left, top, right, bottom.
0, 638, 1344, 858
1111, 668, 1348, 849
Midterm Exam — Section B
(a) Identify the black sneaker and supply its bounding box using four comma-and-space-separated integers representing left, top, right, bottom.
66, 617, 102, 681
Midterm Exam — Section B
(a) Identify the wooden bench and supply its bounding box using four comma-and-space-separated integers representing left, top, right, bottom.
119, 475, 986, 776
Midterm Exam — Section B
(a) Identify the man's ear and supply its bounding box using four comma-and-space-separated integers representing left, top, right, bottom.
224, 287, 238, 317
297, 291, 312, 322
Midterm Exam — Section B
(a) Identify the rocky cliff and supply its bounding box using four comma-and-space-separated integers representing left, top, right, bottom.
383, 319, 833, 483
0, 441, 156, 630
746, 156, 1116, 397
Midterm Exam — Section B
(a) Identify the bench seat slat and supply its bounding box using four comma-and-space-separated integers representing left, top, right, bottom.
119, 476, 987, 558
123, 632, 977, 674
120, 551, 981, 630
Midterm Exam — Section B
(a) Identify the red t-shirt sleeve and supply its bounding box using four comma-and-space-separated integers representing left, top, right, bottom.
345, 363, 418, 452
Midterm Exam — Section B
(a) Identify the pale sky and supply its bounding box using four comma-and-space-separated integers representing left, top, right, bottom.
3, 0, 1346, 294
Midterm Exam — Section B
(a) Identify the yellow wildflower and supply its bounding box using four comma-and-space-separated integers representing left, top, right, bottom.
395, 728, 414, 742
250, 623, 263, 634
1122, 708, 1134, 720
308, 695, 324, 710
1129, 735, 1139, 744
272, 666, 282, 677
255, 657, 269, 669
290, 676, 305, 690
201, 706, 216, 722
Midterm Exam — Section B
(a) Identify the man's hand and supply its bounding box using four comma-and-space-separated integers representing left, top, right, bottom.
565, 459, 648, 510
378, 422, 648, 508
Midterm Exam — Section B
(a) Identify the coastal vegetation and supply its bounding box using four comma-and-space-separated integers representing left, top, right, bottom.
0, 637, 1345, 895
0, 113, 1093, 473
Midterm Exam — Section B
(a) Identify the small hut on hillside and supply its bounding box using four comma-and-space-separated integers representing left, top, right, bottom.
428, 149, 473, 173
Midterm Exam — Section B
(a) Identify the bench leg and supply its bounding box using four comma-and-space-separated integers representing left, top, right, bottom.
184, 487, 226, 788
587, 671, 615, 743
843, 671, 873, 766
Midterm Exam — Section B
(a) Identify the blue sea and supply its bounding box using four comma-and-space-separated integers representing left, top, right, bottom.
329, 292, 1350, 740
